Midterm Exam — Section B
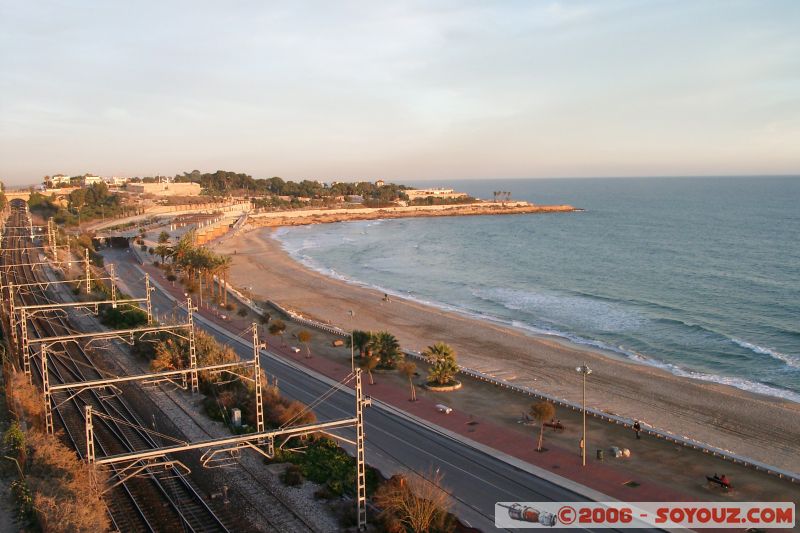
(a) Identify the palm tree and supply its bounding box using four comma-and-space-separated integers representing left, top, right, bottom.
530, 401, 556, 452
423, 342, 458, 386
158, 230, 170, 244
398, 361, 417, 401
217, 255, 232, 307
297, 330, 312, 358
359, 354, 380, 385
372, 331, 402, 369
346, 330, 372, 358
154, 244, 172, 264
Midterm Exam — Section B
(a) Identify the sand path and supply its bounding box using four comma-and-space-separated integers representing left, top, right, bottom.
217, 227, 800, 471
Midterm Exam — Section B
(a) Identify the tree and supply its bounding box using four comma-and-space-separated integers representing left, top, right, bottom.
359, 355, 379, 385
374, 470, 452, 533
530, 401, 556, 452
346, 330, 372, 357
423, 342, 458, 386
154, 244, 172, 264
268, 319, 287, 345
158, 230, 170, 244
371, 331, 402, 369
398, 361, 417, 401
166, 273, 177, 287
297, 330, 312, 358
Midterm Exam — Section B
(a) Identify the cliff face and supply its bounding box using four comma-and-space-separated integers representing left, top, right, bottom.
248, 202, 578, 228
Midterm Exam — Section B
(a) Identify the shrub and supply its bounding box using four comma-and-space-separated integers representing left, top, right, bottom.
3, 421, 26, 457
374, 471, 454, 533
281, 464, 304, 486
100, 304, 148, 329
237, 308, 248, 317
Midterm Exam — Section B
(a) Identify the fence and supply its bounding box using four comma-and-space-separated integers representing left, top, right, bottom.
239, 292, 800, 484
146, 239, 799, 485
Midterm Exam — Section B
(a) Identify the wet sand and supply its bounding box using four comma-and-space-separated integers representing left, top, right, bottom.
218, 227, 800, 471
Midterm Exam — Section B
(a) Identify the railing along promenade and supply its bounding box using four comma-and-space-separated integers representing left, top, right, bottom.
129, 226, 800, 486
224, 285, 800, 484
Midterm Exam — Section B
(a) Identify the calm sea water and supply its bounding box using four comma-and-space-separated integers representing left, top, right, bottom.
274, 177, 800, 402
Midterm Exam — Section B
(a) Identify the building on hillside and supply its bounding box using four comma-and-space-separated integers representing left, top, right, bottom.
375, 179, 385, 187
404, 188, 468, 201
104, 176, 129, 186
127, 182, 202, 196
82, 175, 104, 186
46, 175, 73, 188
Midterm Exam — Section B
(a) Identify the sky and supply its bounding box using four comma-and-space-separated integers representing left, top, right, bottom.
0, 1, 798, 185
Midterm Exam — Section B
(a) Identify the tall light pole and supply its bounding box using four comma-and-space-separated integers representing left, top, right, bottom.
348, 309, 355, 372
576, 362, 592, 466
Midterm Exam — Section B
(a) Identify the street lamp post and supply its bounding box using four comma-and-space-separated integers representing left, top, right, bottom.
576, 362, 592, 467
348, 309, 355, 372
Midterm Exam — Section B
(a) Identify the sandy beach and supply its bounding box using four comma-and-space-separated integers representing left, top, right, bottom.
217, 226, 800, 471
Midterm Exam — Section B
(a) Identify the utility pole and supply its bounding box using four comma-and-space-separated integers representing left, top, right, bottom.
42, 346, 53, 434
252, 323, 267, 451
7, 282, 15, 349
85, 405, 95, 463
20, 308, 29, 381
109, 264, 117, 308
355, 368, 369, 530
576, 362, 592, 467
145, 273, 153, 324
187, 297, 198, 393
85, 248, 91, 293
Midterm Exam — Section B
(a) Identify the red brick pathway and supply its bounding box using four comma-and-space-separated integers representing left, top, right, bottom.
140, 261, 692, 503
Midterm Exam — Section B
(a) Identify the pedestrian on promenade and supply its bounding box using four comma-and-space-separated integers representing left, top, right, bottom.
633, 420, 642, 439
579, 438, 584, 457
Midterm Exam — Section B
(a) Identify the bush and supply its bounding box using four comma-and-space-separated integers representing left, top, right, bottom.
282, 464, 304, 486
4, 421, 26, 457
289, 438, 379, 497
100, 304, 148, 329
237, 308, 248, 317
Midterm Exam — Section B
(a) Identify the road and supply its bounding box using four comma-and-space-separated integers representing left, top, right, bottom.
103, 248, 647, 531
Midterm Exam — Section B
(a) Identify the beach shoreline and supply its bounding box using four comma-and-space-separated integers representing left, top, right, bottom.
217, 226, 800, 472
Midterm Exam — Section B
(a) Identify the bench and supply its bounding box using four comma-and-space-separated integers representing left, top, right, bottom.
544, 421, 565, 431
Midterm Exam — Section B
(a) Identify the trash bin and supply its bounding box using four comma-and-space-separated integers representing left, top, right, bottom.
596, 449, 604, 461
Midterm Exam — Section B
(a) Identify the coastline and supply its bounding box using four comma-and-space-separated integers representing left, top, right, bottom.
247, 201, 578, 227
217, 226, 800, 471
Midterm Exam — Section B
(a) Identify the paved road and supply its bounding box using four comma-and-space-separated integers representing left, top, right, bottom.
103, 249, 649, 531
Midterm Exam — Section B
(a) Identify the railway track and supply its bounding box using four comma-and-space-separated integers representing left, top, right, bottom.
1, 202, 230, 533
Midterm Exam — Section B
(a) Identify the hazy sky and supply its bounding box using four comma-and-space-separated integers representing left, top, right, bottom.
1, 1, 798, 184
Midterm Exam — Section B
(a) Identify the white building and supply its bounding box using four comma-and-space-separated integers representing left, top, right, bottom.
82, 175, 104, 186
104, 176, 129, 186
404, 188, 467, 201
47, 175, 73, 188
127, 182, 202, 196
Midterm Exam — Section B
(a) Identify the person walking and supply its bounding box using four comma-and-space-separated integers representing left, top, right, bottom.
579, 438, 585, 457
633, 420, 642, 439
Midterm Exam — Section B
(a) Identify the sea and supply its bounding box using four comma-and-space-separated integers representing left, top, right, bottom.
273, 176, 800, 403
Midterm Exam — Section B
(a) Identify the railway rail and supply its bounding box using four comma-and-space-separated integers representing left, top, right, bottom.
2, 202, 229, 532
